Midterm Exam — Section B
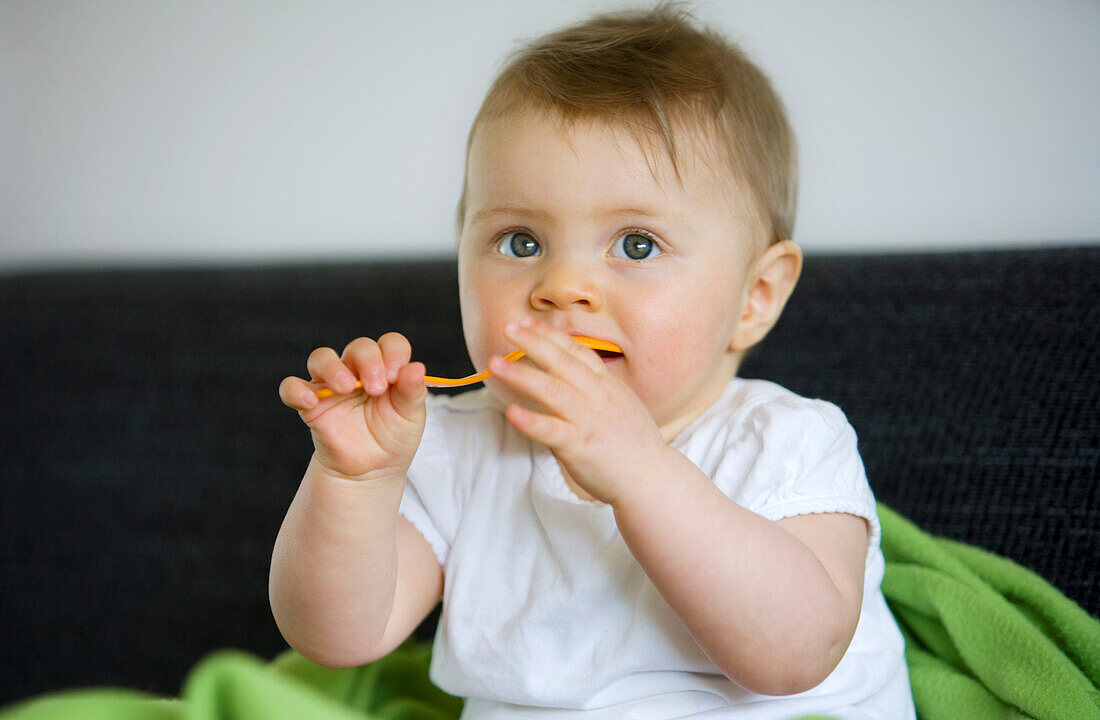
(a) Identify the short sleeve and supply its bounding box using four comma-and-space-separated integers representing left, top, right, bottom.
398, 395, 457, 567
712, 393, 881, 550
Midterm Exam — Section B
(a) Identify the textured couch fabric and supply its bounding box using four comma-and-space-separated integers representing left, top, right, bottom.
1, 246, 1097, 706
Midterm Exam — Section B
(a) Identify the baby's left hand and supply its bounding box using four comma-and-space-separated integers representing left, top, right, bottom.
488, 318, 669, 506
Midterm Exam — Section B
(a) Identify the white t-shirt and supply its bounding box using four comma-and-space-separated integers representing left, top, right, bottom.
399, 379, 914, 720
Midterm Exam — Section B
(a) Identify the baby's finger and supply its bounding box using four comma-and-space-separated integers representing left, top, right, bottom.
307, 346, 359, 395
506, 321, 602, 378
341, 337, 387, 396
389, 361, 428, 421
504, 403, 573, 451
279, 375, 320, 411
378, 332, 413, 383
490, 352, 578, 420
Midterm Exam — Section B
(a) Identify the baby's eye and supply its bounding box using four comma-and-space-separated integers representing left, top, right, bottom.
610, 232, 661, 261
496, 232, 541, 258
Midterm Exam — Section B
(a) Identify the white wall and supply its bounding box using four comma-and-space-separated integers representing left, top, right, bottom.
2, 0, 1098, 270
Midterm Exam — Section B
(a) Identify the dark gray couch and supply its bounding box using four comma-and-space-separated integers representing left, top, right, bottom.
1, 246, 1097, 706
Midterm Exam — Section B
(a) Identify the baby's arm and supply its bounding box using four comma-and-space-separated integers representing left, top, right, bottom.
269, 334, 443, 667
612, 455, 867, 696
491, 320, 866, 695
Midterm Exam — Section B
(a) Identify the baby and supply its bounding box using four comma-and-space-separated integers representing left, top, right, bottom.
271, 6, 914, 719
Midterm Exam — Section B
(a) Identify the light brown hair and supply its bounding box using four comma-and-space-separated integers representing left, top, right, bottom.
457, 3, 798, 244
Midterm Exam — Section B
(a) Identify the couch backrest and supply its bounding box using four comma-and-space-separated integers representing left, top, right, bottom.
1, 246, 1097, 703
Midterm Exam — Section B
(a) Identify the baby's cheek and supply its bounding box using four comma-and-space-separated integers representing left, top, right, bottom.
623, 339, 691, 406
626, 308, 733, 413
459, 289, 507, 368
633, 303, 713, 373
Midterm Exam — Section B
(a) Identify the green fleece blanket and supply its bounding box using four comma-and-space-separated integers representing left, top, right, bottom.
877, 505, 1100, 719
3, 505, 1098, 720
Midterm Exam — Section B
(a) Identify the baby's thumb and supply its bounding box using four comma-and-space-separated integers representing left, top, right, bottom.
390, 361, 428, 420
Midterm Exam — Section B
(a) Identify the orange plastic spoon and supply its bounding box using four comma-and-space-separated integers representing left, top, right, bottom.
314, 336, 622, 398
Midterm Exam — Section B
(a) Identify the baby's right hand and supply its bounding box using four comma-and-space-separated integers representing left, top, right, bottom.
279, 333, 427, 482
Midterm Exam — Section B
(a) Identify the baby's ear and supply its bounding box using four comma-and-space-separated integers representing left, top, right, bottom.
730, 240, 803, 352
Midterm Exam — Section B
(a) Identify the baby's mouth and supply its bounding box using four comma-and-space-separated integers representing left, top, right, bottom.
570, 336, 623, 363
591, 346, 625, 365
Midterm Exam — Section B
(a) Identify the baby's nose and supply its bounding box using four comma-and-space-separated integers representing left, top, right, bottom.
529, 260, 602, 311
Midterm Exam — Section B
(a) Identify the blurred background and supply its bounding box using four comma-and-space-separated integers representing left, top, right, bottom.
2, 0, 1098, 272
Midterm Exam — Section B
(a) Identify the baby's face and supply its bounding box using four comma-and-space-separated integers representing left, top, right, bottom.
458, 110, 766, 438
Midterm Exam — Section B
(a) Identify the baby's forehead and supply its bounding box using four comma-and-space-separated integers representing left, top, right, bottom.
474, 109, 740, 195
462, 108, 768, 247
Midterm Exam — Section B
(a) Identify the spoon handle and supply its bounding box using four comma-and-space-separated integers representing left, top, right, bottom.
313, 336, 620, 397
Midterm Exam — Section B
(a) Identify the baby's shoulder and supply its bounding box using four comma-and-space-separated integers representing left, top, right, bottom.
703, 378, 851, 434
674, 378, 856, 468
686, 380, 873, 518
